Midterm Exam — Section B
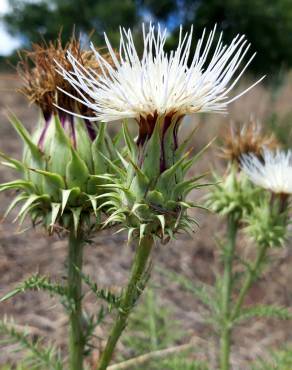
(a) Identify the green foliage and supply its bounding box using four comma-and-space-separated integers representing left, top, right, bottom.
78, 269, 121, 309
119, 288, 208, 370
205, 165, 258, 219
244, 197, 288, 248
0, 273, 68, 303
0, 318, 63, 370
235, 305, 292, 324
0, 273, 76, 313
253, 347, 292, 370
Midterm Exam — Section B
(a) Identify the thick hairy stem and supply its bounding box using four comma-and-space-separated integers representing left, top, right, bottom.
231, 242, 269, 321
220, 214, 238, 370
97, 235, 154, 370
68, 228, 85, 370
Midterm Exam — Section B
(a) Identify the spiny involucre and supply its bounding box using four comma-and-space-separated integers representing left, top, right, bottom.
0, 36, 119, 235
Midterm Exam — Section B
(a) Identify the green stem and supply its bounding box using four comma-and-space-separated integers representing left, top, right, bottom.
220, 214, 238, 370
68, 228, 85, 370
230, 242, 269, 322
97, 234, 154, 370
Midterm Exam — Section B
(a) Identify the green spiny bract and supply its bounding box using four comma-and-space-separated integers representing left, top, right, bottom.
99, 116, 209, 243
0, 113, 117, 235
243, 194, 289, 248
205, 164, 259, 219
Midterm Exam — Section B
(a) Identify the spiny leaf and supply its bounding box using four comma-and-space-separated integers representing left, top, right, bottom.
8, 113, 43, 162
0, 151, 26, 173
175, 125, 199, 156
15, 194, 49, 221
66, 148, 89, 191
1, 274, 68, 303
142, 121, 161, 180
70, 207, 82, 235
0, 180, 35, 193
3, 193, 28, 219
30, 168, 65, 199
173, 173, 208, 198
50, 203, 61, 229
235, 304, 292, 323
139, 223, 147, 240
49, 115, 72, 176
123, 121, 137, 157
127, 227, 137, 243
87, 194, 98, 216
61, 187, 80, 214
77, 269, 121, 309
182, 137, 216, 176
156, 215, 165, 236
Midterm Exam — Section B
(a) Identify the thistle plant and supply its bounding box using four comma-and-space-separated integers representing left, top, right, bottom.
206, 123, 291, 370
57, 24, 262, 369
0, 37, 118, 370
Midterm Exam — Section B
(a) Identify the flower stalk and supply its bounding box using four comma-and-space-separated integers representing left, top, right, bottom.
219, 213, 238, 370
231, 242, 269, 322
68, 225, 85, 370
97, 235, 154, 370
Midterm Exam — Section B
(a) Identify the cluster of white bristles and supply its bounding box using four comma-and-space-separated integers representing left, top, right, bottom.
241, 149, 292, 195
56, 24, 264, 122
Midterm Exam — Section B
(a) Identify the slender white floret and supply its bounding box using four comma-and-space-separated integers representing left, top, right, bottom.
56, 24, 264, 122
241, 149, 292, 194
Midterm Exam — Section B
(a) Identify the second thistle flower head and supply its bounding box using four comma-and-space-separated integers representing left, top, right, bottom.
221, 120, 278, 164
241, 149, 292, 195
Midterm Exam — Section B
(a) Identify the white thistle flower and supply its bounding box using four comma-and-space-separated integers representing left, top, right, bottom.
56, 24, 264, 123
241, 149, 292, 194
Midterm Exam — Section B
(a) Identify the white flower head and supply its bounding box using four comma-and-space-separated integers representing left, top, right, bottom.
241, 149, 292, 194
56, 23, 264, 123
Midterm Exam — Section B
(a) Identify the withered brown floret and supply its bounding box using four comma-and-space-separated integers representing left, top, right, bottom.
17, 35, 113, 119
220, 119, 279, 163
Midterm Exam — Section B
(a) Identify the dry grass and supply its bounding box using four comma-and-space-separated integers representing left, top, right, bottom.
0, 74, 292, 369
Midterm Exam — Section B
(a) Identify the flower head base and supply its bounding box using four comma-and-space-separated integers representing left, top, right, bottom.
98, 121, 209, 243
241, 149, 292, 195
221, 120, 278, 163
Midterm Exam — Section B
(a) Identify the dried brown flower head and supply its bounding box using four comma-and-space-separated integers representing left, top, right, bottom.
17, 35, 113, 120
221, 119, 279, 163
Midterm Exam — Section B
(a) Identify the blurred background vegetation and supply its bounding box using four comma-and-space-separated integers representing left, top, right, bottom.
1, 0, 292, 76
